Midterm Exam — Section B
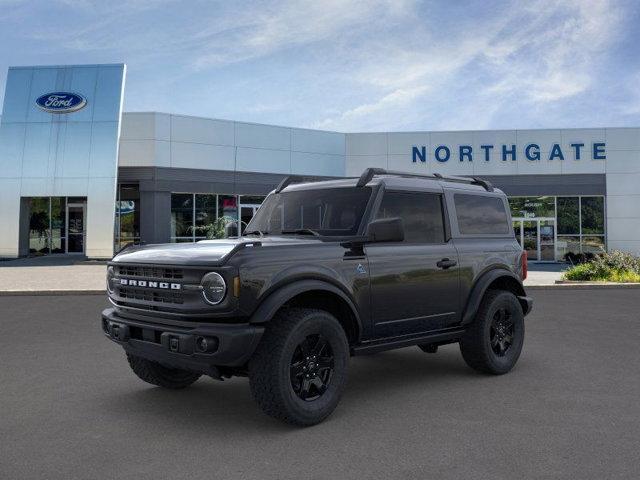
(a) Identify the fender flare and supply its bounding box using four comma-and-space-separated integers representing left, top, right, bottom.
461, 268, 526, 325
248, 279, 363, 335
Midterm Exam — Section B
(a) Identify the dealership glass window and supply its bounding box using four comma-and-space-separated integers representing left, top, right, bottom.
581, 197, 605, 234
511, 195, 606, 259
556, 236, 581, 260
195, 194, 217, 240
114, 184, 140, 251
50, 197, 66, 253
218, 195, 239, 237
170, 193, 250, 242
218, 195, 238, 219
508, 196, 555, 219
556, 197, 579, 235
171, 193, 194, 241
27, 196, 86, 255
573, 196, 606, 255
582, 236, 606, 254
29, 197, 51, 254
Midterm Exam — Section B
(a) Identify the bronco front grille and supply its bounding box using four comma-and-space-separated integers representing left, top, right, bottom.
116, 265, 184, 280
118, 286, 184, 305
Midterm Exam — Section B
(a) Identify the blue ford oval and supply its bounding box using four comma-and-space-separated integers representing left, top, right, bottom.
35, 92, 87, 114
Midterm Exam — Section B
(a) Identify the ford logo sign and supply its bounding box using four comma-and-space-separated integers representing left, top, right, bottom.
35, 92, 87, 114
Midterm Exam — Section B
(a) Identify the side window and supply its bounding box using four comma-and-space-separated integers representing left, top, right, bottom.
375, 191, 445, 243
454, 194, 510, 235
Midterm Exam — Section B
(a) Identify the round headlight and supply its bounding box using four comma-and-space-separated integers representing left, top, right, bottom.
107, 266, 115, 294
201, 272, 227, 305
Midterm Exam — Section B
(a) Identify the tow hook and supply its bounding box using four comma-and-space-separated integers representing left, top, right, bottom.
108, 322, 129, 342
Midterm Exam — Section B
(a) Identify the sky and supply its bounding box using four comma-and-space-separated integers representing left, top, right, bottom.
0, 0, 639, 132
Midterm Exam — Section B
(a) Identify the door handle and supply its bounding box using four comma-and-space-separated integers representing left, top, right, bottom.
436, 258, 457, 269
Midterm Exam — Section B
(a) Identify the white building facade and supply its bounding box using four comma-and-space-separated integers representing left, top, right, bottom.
1, 64, 639, 261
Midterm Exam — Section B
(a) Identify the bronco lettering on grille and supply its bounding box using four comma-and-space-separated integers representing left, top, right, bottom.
119, 279, 181, 290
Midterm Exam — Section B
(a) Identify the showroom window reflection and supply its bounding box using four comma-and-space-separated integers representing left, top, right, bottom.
28, 197, 66, 255
114, 184, 140, 251
170, 193, 265, 242
509, 196, 605, 259
557, 196, 605, 256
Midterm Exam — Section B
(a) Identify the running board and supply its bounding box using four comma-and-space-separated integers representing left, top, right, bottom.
351, 327, 466, 356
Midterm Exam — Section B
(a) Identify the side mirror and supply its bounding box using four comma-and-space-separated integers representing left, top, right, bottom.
366, 217, 404, 243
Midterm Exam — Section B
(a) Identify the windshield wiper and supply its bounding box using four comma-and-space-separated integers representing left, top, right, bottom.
281, 228, 321, 236
243, 230, 268, 237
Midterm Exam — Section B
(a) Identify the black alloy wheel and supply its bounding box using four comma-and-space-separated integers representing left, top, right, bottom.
249, 308, 349, 426
290, 334, 335, 401
459, 290, 525, 375
490, 307, 515, 357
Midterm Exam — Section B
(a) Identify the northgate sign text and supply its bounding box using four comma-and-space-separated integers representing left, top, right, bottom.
412, 142, 606, 163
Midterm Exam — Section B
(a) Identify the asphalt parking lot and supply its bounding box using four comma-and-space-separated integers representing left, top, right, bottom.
1, 290, 639, 480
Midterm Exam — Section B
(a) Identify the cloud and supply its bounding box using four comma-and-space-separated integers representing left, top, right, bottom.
482, 0, 621, 103
313, 85, 429, 130
190, 0, 415, 69
0, 0, 633, 131
312, 0, 627, 131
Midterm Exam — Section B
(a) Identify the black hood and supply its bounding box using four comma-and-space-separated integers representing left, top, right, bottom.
111, 236, 324, 266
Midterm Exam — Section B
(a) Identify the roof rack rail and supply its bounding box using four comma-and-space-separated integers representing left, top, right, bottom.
356, 168, 494, 192
275, 175, 299, 193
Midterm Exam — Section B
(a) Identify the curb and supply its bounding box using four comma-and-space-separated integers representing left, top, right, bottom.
527, 283, 640, 290
0, 289, 106, 296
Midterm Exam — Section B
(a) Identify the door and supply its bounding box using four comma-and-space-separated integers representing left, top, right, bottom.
514, 218, 556, 261
539, 220, 555, 261
66, 203, 85, 254
366, 190, 460, 337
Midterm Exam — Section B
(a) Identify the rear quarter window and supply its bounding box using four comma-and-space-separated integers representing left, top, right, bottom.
454, 193, 510, 235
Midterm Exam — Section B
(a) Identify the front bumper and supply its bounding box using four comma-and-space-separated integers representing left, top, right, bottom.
101, 307, 264, 373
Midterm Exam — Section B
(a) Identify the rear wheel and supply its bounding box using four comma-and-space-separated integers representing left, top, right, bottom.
249, 308, 349, 426
126, 353, 201, 389
460, 290, 525, 375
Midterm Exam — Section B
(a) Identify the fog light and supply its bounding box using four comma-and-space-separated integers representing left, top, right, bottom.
196, 336, 208, 352
195, 336, 219, 353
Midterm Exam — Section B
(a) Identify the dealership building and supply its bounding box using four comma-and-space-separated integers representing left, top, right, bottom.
1, 63, 639, 261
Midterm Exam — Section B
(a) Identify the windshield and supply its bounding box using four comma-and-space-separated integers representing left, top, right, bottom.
245, 187, 372, 237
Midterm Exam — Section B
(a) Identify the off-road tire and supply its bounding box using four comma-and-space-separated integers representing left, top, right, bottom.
248, 308, 350, 426
460, 290, 525, 375
126, 353, 201, 389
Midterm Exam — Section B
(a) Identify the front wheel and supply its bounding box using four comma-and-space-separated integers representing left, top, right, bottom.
248, 308, 349, 426
460, 290, 525, 375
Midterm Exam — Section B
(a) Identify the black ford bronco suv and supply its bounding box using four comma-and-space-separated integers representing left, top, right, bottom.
102, 168, 532, 426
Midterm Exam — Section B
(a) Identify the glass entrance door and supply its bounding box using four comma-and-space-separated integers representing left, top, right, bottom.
540, 220, 555, 261
513, 218, 556, 262
66, 203, 86, 254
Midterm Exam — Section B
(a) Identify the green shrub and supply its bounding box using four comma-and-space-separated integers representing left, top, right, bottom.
563, 263, 595, 281
563, 250, 640, 282
608, 270, 640, 283
593, 250, 640, 273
